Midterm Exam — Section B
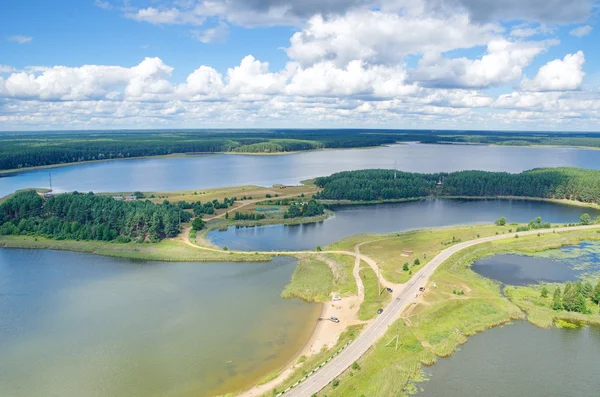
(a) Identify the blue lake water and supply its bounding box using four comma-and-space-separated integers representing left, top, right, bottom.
2, 143, 600, 197
207, 199, 600, 251
0, 249, 319, 397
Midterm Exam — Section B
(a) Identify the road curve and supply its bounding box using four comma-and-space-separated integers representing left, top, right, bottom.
284, 224, 600, 397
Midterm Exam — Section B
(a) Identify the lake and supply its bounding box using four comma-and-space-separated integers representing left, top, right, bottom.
0, 249, 319, 397
472, 241, 600, 285
418, 321, 600, 397
2, 143, 600, 197
207, 199, 600, 251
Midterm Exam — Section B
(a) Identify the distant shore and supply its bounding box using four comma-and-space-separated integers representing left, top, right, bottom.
4, 140, 600, 175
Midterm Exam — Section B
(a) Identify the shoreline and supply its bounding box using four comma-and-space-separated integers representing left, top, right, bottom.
0, 145, 391, 175
322, 195, 600, 210
4, 140, 600, 176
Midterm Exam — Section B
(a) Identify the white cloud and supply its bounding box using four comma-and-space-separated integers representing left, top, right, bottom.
520, 51, 585, 92
0, 58, 173, 101
125, 7, 205, 25
7, 35, 33, 44
284, 61, 417, 98
0, 65, 16, 74
225, 55, 287, 96
193, 22, 229, 43
413, 39, 553, 88
286, 10, 502, 67
175, 66, 224, 99
569, 25, 592, 37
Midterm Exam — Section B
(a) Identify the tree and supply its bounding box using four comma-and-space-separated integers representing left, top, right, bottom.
592, 282, 600, 305
562, 282, 587, 313
495, 217, 507, 226
540, 286, 548, 298
413, 258, 421, 266
402, 263, 409, 271
551, 287, 563, 310
192, 217, 205, 231
580, 213, 591, 225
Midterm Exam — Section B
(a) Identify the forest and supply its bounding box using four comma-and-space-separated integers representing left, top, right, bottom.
314, 167, 600, 204
283, 199, 325, 218
0, 190, 191, 242
2, 129, 600, 171
0, 130, 398, 171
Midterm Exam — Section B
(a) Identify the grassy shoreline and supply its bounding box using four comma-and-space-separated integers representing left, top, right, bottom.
322, 195, 600, 210
0, 235, 272, 262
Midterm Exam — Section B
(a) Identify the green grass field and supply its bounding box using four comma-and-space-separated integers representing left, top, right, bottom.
358, 262, 392, 321
0, 235, 272, 262
281, 257, 336, 302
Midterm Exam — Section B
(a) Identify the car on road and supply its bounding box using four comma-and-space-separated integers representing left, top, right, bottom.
377, 308, 383, 314
386, 287, 393, 293
419, 287, 425, 292
330, 316, 340, 323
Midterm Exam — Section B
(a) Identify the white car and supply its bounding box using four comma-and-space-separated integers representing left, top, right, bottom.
332, 296, 342, 301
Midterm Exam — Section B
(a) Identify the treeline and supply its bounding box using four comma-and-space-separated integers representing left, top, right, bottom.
550, 281, 600, 313
0, 190, 191, 242
284, 199, 325, 219
176, 197, 237, 216
315, 168, 600, 204
3, 129, 600, 171
0, 130, 398, 171
233, 212, 266, 221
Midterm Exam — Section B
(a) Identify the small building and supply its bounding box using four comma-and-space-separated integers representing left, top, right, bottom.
401, 250, 413, 257
113, 196, 124, 201
124, 195, 137, 201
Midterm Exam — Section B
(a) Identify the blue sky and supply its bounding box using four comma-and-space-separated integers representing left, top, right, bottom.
1, 0, 600, 131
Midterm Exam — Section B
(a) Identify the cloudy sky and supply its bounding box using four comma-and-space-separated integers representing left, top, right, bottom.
1, 0, 599, 131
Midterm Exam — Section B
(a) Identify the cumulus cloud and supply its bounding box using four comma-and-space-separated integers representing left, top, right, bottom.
7, 35, 33, 44
570, 25, 592, 37
413, 39, 553, 89
125, 7, 205, 25
0, 58, 173, 101
286, 10, 501, 67
520, 51, 585, 92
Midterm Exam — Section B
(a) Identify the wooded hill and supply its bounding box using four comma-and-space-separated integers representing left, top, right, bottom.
314, 168, 600, 204
0, 190, 192, 242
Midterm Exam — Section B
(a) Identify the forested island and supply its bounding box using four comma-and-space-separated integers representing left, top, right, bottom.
2, 129, 600, 171
314, 167, 600, 204
0, 190, 191, 242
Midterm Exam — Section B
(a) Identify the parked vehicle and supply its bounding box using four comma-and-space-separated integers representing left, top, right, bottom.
386, 287, 393, 293
330, 316, 340, 323
419, 287, 425, 292
332, 295, 342, 301
377, 308, 383, 314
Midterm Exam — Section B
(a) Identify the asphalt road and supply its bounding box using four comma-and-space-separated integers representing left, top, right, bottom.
284, 224, 600, 397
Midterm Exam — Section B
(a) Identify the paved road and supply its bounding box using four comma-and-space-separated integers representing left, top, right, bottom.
285, 224, 600, 397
